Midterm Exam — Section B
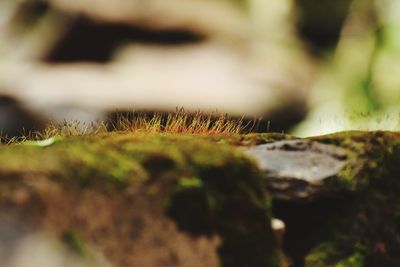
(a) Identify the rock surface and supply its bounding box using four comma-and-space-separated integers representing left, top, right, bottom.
243, 140, 350, 200
270, 131, 400, 267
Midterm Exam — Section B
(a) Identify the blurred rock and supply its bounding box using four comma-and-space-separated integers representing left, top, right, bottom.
44, 16, 205, 63
0, 0, 313, 132
2, 0, 248, 61
46, 0, 248, 41
3, 43, 300, 118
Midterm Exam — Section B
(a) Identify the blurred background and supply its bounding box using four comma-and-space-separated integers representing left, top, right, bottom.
0, 0, 399, 137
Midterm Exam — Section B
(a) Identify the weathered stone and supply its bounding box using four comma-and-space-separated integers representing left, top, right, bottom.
268, 131, 400, 267
243, 140, 349, 200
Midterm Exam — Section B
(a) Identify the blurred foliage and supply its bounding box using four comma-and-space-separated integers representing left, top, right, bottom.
296, 0, 353, 53
2, 0, 400, 135
294, 0, 400, 135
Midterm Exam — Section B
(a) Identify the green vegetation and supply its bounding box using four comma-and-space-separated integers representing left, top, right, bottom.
0, 110, 260, 145
61, 230, 88, 256
0, 131, 280, 267
1, 125, 400, 266
305, 243, 364, 267
301, 131, 400, 267
311, 131, 400, 190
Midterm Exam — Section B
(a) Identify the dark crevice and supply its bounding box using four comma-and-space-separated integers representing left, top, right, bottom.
272, 195, 355, 267
45, 16, 206, 63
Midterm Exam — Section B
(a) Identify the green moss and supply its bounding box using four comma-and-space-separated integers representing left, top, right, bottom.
3, 130, 398, 266
305, 242, 343, 267
61, 230, 87, 256
310, 131, 400, 190
300, 131, 400, 266
234, 131, 400, 267
336, 252, 364, 267
204, 131, 400, 267
305, 242, 364, 267
164, 136, 279, 267
0, 132, 280, 267
177, 176, 203, 188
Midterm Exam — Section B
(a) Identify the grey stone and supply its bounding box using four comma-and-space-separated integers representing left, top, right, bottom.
243, 140, 349, 201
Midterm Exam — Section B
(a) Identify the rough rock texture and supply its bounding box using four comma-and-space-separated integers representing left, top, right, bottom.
209, 130, 400, 267
266, 131, 400, 267
243, 140, 350, 200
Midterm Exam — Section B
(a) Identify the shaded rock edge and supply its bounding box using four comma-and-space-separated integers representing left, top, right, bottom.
273, 131, 400, 267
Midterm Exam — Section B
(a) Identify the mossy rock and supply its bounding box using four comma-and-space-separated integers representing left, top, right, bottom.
265, 131, 400, 267
304, 131, 400, 267
0, 132, 279, 267
2, 130, 400, 267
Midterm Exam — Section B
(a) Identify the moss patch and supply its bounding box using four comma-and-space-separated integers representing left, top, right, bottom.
276, 131, 400, 267
3, 130, 399, 266
0, 132, 280, 267
61, 230, 88, 256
